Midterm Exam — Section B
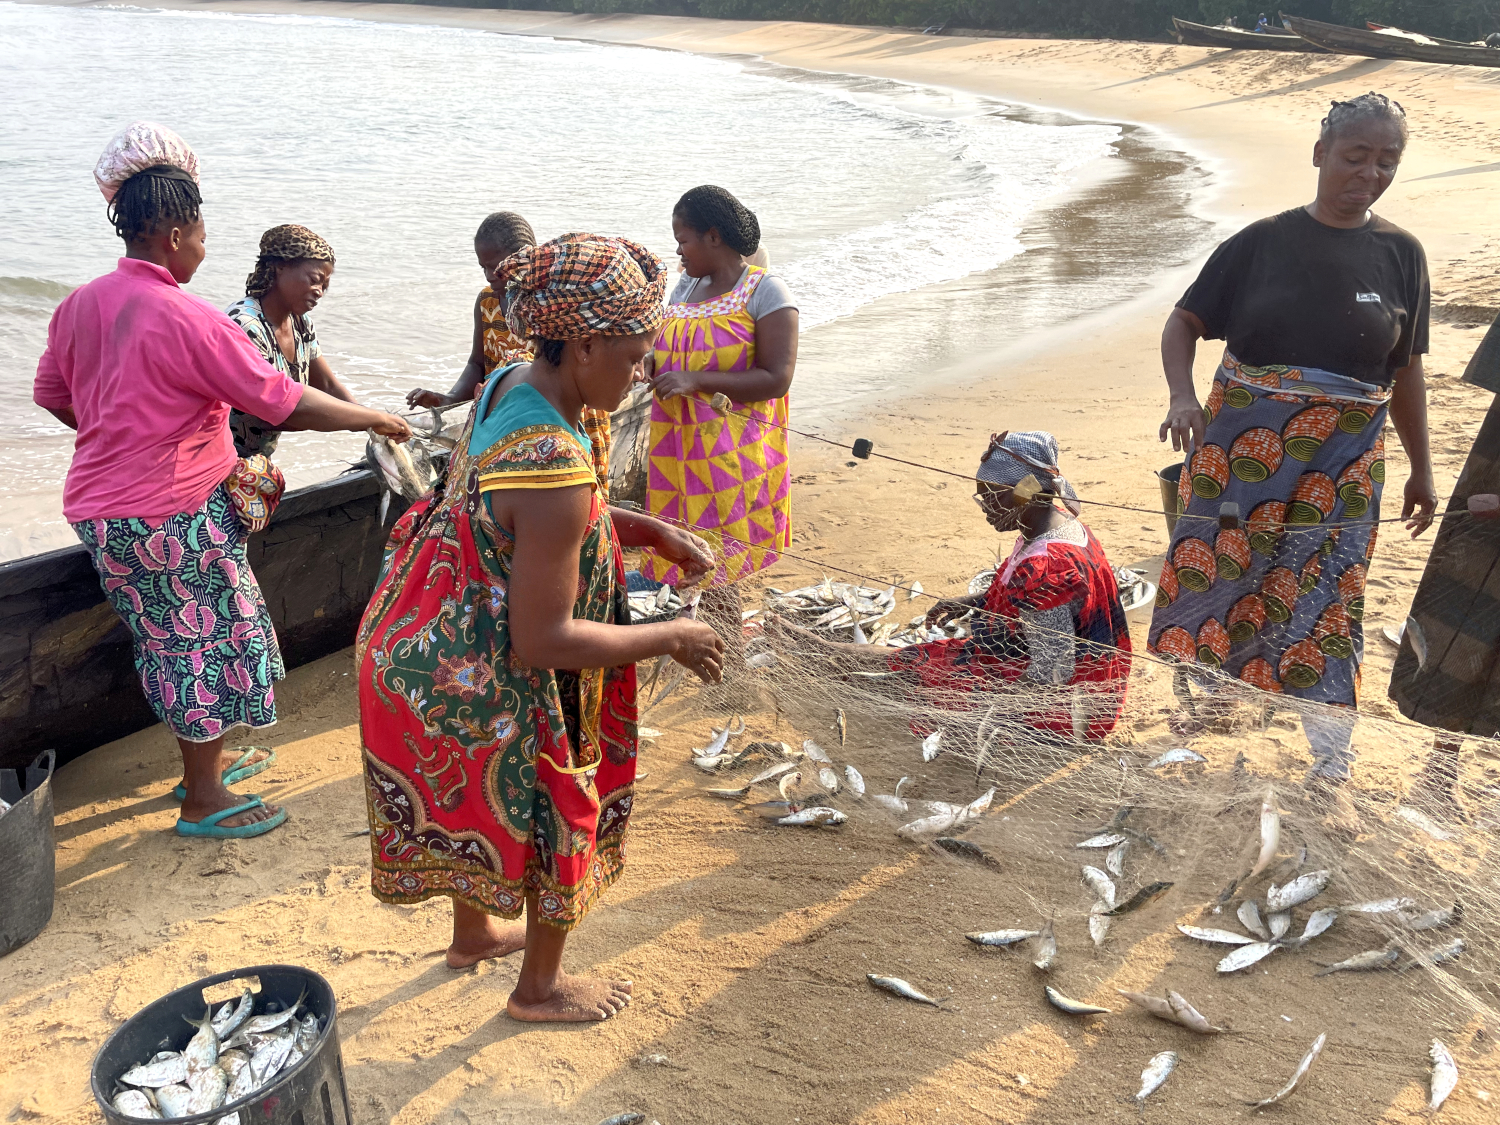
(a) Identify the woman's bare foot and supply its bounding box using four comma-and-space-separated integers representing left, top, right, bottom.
176, 745, 273, 795
179, 786, 283, 829
506, 973, 633, 1023
447, 923, 527, 969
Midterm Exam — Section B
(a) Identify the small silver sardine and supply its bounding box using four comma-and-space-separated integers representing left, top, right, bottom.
184, 1065, 229, 1114
1166, 990, 1226, 1034
693, 754, 732, 772
1218, 941, 1278, 973
1149, 748, 1205, 767
802, 739, 832, 764
183, 1010, 220, 1075
1116, 989, 1176, 1020
965, 929, 1039, 947
921, 730, 943, 762
1341, 896, 1416, 915
1105, 840, 1129, 879
1088, 905, 1111, 948
1250, 785, 1279, 879
1075, 832, 1127, 849
1135, 1050, 1177, 1103
748, 761, 796, 786
1266, 870, 1330, 912
777, 771, 802, 801
872, 794, 909, 814
705, 785, 751, 800
120, 1053, 188, 1088
217, 1048, 250, 1080
294, 1013, 319, 1053
249, 1026, 296, 1082
1268, 910, 1292, 940
698, 716, 745, 757
211, 988, 255, 1039
154, 1085, 194, 1118
1399, 938, 1465, 973
744, 800, 792, 819
1315, 948, 1399, 976
776, 806, 846, 827
1177, 924, 1256, 946
1238, 899, 1271, 940
834, 709, 847, 746
237, 991, 303, 1038
818, 767, 841, 794
844, 765, 865, 798
867, 973, 945, 1007
896, 809, 965, 839
111, 1090, 161, 1119
1429, 1039, 1458, 1110
1400, 903, 1462, 931
1248, 1033, 1326, 1108
1045, 986, 1110, 1016
1082, 866, 1117, 910
909, 580, 923, 600
1032, 919, 1058, 972
1289, 908, 1338, 947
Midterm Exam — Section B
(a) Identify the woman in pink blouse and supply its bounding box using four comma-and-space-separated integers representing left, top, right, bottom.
35, 124, 411, 839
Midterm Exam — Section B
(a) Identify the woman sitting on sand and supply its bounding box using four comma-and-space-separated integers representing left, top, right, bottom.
406, 212, 618, 500
34, 123, 411, 839
358, 233, 724, 1021
226, 224, 366, 458
890, 430, 1133, 740
642, 185, 798, 623
1152, 92, 1434, 784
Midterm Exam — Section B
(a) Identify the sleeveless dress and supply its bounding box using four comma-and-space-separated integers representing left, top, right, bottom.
356, 374, 637, 930
642, 265, 791, 586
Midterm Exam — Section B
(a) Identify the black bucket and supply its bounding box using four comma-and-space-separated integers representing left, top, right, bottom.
91, 964, 351, 1125
1156, 462, 1186, 537
0, 749, 56, 957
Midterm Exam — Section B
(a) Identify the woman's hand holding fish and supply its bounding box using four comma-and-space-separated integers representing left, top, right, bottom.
653, 527, 715, 586
670, 619, 725, 683
924, 596, 979, 630
405, 387, 453, 409
370, 413, 414, 442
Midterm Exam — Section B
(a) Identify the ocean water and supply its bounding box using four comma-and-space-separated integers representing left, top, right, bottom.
0, 2, 1203, 560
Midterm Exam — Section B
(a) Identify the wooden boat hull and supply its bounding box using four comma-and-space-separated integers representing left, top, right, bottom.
1172, 17, 1323, 51
1286, 15, 1500, 66
0, 470, 409, 771
1366, 22, 1474, 48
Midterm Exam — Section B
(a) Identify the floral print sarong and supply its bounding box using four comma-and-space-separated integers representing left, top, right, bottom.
72, 484, 283, 742
1148, 351, 1390, 705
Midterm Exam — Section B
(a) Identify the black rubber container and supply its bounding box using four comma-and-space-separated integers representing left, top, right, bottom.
0, 749, 56, 957
91, 964, 351, 1125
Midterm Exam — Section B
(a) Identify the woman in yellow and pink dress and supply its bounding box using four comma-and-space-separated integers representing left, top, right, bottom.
643, 186, 798, 632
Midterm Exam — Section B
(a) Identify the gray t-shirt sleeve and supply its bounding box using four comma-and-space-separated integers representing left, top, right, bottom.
669, 269, 798, 322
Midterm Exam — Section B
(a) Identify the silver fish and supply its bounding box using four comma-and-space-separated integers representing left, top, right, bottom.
867, 973, 945, 1007
697, 717, 745, 758
185, 1065, 228, 1114
921, 730, 943, 762
1296, 908, 1338, 944
1032, 919, 1058, 972
872, 794, 909, 814
111, 1090, 161, 1119
235, 991, 303, 1038
366, 431, 430, 503
777, 771, 802, 801
1217, 941, 1278, 973
1342, 896, 1416, 915
843, 765, 865, 798
1429, 1039, 1458, 1111
834, 709, 847, 746
1400, 903, 1462, 931
1250, 785, 1280, 879
909, 580, 923, 600
748, 761, 796, 786
1399, 937, 1465, 973
294, 1014, 319, 1053
1075, 832, 1127, 849
1248, 1033, 1326, 1108
1149, 748, 1205, 767
1177, 924, 1256, 945
1394, 805, 1455, 841
745, 651, 777, 669
1266, 870, 1330, 912
1238, 900, 1271, 940
965, 929, 1039, 947
120, 1053, 188, 1088
183, 1010, 220, 1076
1315, 948, 1399, 976
1406, 615, 1428, 669
802, 739, 831, 764
217, 1048, 250, 1080
1135, 1051, 1177, 1103
776, 806, 846, 827
818, 767, 841, 794
1088, 906, 1112, 949
1268, 910, 1292, 941
211, 988, 255, 1039
705, 785, 751, 800
966, 788, 996, 817
1105, 840, 1129, 878
1082, 866, 1117, 908
249, 1026, 296, 1082
1116, 989, 1175, 1020
897, 809, 964, 838
1166, 990, 1226, 1034
1103, 881, 1173, 917
1045, 986, 1110, 1016
744, 800, 792, 819
693, 754, 732, 772
154, 1085, 194, 1118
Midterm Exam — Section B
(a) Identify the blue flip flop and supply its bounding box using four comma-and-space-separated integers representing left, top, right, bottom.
176, 796, 288, 839
172, 746, 276, 801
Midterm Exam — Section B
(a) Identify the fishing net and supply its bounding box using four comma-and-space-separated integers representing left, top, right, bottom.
629, 522, 1500, 1046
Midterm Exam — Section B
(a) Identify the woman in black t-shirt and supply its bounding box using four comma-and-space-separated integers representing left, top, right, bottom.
1148, 93, 1435, 788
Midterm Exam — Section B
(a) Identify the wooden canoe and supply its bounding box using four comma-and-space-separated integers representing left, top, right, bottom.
1172, 17, 1323, 51
1286, 15, 1500, 66
1366, 22, 1477, 48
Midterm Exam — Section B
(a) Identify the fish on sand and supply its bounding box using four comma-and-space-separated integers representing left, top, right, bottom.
867, 974, 946, 1007
1246, 1033, 1326, 1108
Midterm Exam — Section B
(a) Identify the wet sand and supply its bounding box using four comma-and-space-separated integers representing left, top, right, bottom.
6, 5, 1500, 1124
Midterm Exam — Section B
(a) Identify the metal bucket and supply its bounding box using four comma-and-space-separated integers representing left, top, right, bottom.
0, 749, 56, 957
1156, 462, 1186, 537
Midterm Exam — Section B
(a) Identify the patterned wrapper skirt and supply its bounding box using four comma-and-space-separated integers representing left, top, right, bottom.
1148, 352, 1389, 705
1389, 392, 1500, 735
72, 484, 284, 742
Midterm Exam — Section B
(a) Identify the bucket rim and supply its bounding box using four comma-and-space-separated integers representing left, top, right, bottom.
90, 963, 337, 1124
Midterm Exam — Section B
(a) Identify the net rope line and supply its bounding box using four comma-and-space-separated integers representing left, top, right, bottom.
691, 396, 1467, 535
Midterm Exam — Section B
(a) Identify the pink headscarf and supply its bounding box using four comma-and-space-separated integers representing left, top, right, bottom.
93, 122, 200, 203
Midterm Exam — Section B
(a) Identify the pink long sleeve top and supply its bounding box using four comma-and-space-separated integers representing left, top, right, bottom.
33, 258, 305, 524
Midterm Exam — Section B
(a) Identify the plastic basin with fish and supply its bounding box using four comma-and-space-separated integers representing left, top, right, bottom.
91, 964, 350, 1125
0, 749, 56, 958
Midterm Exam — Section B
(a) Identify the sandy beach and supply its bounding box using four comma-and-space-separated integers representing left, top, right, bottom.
6, 4, 1500, 1122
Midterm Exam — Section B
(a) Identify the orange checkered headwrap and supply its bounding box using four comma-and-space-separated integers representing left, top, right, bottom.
499, 232, 666, 341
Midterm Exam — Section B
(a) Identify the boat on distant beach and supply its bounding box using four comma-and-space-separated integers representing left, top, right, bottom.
1365, 22, 1479, 48
1285, 15, 1500, 66
1171, 17, 1323, 51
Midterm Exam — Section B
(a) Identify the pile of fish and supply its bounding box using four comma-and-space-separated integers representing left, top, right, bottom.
762, 580, 967, 647
627, 583, 690, 622
366, 430, 440, 523
108, 987, 322, 1122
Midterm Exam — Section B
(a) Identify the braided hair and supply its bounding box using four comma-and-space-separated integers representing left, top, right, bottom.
674, 185, 760, 257
475, 211, 536, 255
1320, 91, 1409, 147
107, 164, 201, 242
